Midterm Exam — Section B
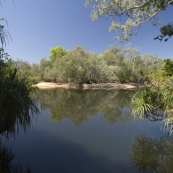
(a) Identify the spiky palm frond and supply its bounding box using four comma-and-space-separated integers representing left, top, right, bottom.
132, 89, 155, 119
163, 115, 173, 135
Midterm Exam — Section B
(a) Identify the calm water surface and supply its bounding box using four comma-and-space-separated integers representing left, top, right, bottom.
1, 89, 169, 173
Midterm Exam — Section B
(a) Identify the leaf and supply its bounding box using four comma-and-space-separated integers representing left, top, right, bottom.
164, 38, 169, 42
154, 36, 159, 40
141, 1, 151, 9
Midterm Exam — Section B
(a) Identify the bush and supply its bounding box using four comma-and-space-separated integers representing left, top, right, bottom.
29, 76, 41, 84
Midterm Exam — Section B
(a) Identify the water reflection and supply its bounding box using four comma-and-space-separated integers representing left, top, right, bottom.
130, 134, 173, 173
0, 101, 38, 137
0, 97, 38, 172
0, 139, 31, 173
36, 89, 135, 125
2, 88, 169, 173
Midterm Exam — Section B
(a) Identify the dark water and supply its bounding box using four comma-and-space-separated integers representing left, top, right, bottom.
1, 89, 172, 173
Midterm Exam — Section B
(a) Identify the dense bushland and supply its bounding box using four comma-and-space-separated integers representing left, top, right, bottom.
132, 59, 173, 135
15, 45, 164, 84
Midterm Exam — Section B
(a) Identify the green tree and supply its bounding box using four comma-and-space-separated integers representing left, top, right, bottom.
38, 58, 51, 79
163, 59, 173, 76
85, 0, 173, 42
54, 46, 118, 83
49, 46, 69, 64
0, 2, 38, 134
14, 59, 32, 77
100, 45, 123, 66
122, 46, 140, 72
56, 46, 89, 84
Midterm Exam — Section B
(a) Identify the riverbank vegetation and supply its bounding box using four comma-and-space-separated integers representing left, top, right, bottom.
84, 0, 173, 135
3, 42, 173, 134
132, 59, 173, 135
0, 28, 38, 137
0, 48, 38, 136
15, 45, 164, 85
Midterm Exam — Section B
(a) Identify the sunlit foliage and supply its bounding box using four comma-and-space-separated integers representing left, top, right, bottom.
132, 59, 173, 135
85, 0, 173, 42
28, 45, 163, 84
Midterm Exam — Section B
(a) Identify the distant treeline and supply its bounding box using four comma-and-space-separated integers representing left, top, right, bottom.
13, 45, 164, 84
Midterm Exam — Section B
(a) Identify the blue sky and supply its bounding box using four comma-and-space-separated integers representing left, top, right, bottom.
1, 0, 173, 63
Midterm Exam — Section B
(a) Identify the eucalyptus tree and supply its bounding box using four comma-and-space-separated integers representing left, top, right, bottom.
122, 47, 140, 71
85, 51, 116, 82
84, 52, 100, 82
85, 0, 173, 42
142, 54, 163, 73
122, 46, 164, 83
14, 59, 32, 77
100, 45, 123, 66
31, 63, 40, 77
38, 58, 51, 79
56, 46, 89, 83
100, 45, 138, 82
49, 46, 69, 64
45, 67, 58, 82
54, 46, 111, 83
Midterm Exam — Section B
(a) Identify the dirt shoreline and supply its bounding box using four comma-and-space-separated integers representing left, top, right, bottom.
35, 82, 140, 90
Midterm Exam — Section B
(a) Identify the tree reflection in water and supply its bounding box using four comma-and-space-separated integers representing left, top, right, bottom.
36, 88, 135, 125
130, 134, 173, 173
0, 98, 38, 173
0, 103, 38, 137
0, 139, 31, 173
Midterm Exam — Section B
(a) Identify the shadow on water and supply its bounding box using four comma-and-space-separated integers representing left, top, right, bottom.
36, 88, 135, 125
16, 131, 135, 173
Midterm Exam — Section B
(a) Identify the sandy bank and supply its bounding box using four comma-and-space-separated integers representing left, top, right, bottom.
35, 82, 139, 90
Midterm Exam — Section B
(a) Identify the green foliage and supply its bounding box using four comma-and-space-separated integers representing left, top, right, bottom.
132, 87, 155, 119
163, 59, 173, 76
49, 46, 69, 64
132, 60, 173, 134
31, 45, 163, 84
100, 46, 123, 66
14, 60, 32, 77
0, 2, 38, 138
39, 58, 51, 79
54, 46, 114, 84
155, 23, 173, 42
0, 49, 38, 136
132, 80, 173, 117
85, 0, 173, 41
28, 76, 40, 84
